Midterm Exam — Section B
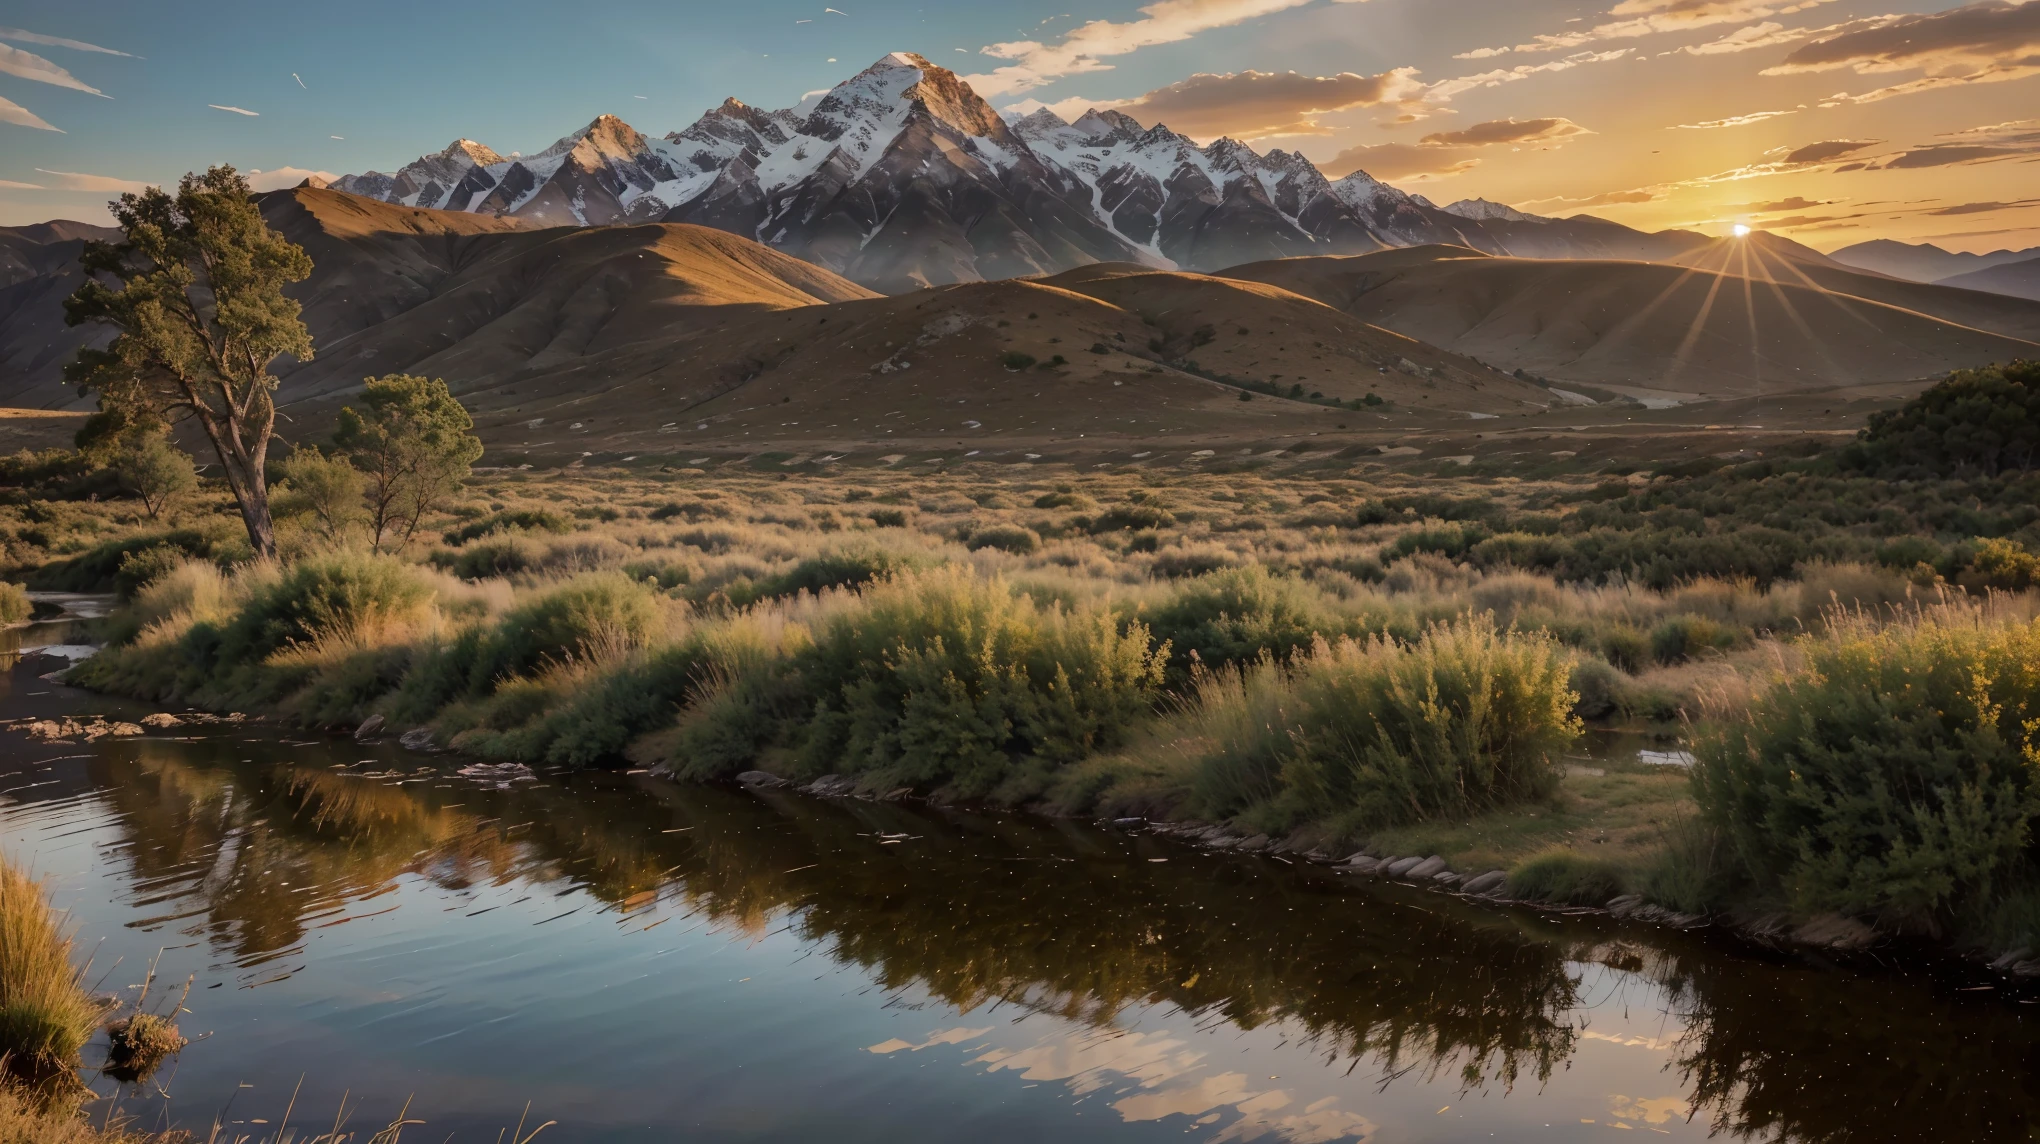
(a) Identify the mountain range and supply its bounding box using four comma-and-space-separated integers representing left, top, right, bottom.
1829, 238, 2040, 301
328, 53, 1712, 293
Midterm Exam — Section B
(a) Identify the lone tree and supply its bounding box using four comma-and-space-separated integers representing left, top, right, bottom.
334, 374, 483, 552
64, 165, 314, 559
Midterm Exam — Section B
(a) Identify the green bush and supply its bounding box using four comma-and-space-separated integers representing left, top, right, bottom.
442, 509, 570, 546
430, 535, 542, 580
1090, 503, 1176, 532
1649, 614, 1738, 664
1968, 537, 2039, 591
466, 572, 663, 685
1693, 611, 2040, 928
725, 549, 912, 605
1852, 360, 2040, 477
113, 545, 186, 603
966, 524, 1040, 554
25, 526, 229, 592
214, 553, 433, 668
1156, 617, 1579, 836
868, 508, 909, 528
1000, 351, 1037, 371
666, 568, 1167, 798
1139, 565, 1345, 681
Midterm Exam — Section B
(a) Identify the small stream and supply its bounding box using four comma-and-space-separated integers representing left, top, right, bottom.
0, 602, 2035, 1143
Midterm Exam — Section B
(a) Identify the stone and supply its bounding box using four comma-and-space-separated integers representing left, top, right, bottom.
1459, 871, 1509, 896
1404, 856, 1447, 880
1344, 855, 1382, 873
1236, 834, 1272, 852
398, 728, 438, 752
1384, 856, 1422, 877
354, 714, 386, 740
140, 713, 182, 729
735, 770, 789, 788
1792, 913, 1878, 951
1433, 870, 1459, 884
804, 774, 857, 797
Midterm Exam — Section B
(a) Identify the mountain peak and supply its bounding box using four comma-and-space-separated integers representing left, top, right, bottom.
1441, 197, 1540, 223
438, 138, 505, 167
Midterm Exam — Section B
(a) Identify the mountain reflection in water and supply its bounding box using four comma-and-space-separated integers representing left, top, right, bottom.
4, 719, 2038, 1143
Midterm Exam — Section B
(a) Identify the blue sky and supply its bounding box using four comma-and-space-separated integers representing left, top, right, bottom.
3, 0, 2036, 250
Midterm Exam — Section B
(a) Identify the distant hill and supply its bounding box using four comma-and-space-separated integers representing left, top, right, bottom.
1221, 243, 2040, 397
1936, 256, 2040, 303
1828, 238, 2040, 285
0, 220, 124, 409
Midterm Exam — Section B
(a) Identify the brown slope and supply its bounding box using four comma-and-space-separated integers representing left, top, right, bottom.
1222, 246, 2040, 399
0, 222, 124, 408
335, 269, 1555, 459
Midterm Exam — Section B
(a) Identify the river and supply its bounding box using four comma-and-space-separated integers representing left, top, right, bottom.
1, 603, 2035, 1143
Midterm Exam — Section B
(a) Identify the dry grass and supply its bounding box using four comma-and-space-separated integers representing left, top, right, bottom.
0, 860, 98, 1080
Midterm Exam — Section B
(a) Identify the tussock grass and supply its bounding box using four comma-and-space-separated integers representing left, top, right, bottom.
0, 861, 97, 1078
0, 584, 27, 627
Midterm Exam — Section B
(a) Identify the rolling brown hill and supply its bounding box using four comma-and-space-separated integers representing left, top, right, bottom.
0, 220, 123, 409
1222, 244, 2040, 399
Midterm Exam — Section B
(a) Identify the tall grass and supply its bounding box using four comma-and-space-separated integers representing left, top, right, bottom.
0, 860, 97, 1078
1693, 601, 2040, 934
1116, 616, 1580, 838
0, 584, 27, 627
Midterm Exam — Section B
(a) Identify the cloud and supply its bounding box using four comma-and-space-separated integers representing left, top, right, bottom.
1319, 141, 1480, 179
1427, 48, 1632, 99
1539, 188, 1661, 206
0, 42, 107, 95
1101, 67, 1424, 139
1672, 109, 1795, 128
965, 0, 1373, 96
0, 27, 135, 56
1880, 144, 2030, 168
1928, 198, 2040, 214
1783, 138, 1878, 162
209, 104, 259, 116
33, 169, 154, 193
245, 167, 338, 192
1459, 0, 1837, 57
1680, 21, 1808, 52
0, 94, 60, 131
1767, 1, 2040, 103
1318, 115, 1591, 180
1418, 116, 1591, 146
0, 178, 44, 189
1737, 195, 1832, 211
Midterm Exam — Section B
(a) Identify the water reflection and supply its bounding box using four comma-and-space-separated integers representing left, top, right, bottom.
3, 719, 2038, 1142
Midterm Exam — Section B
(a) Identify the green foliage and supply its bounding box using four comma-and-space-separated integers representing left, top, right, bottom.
430, 535, 541, 580
738, 549, 912, 603
1649, 614, 1739, 664
1150, 618, 1580, 837
274, 445, 367, 543
1090, 503, 1176, 532
1852, 360, 2040, 477
24, 526, 231, 592
1000, 351, 1037, 370
1693, 610, 2040, 928
1507, 849, 1628, 906
868, 508, 909, 528
214, 553, 433, 668
112, 546, 185, 603
1968, 537, 2039, 591
110, 434, 196, 520
333, 374, 483, 552
443, 509, 571, 545
1138, 565, 1345, 681
63, 165, 315, 558
965, 524, 1040, 554
0, 583, 27, 626
461, 573, 663, 688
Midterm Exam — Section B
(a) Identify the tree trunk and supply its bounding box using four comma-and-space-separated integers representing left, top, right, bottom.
192, 406, 278, 561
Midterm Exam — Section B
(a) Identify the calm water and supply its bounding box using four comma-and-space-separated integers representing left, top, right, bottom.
1, 610, 2036, 1143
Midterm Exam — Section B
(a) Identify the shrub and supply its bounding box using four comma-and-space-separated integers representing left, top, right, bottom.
1693, 609, 2040, 928
1000, 351, 1036, 371
25, 526, 230, 592
442, 509, 570, 546
1649, 614, 1738, 664
1090, 503, 1176, 532
431, 535, 542, 580
1853, 360, 2040, 477
1152, 617, 1579, 836
465, 572, 663, 685
111, 545, 187, 603
732, 549, 912, 604
1968, 537, 2039, 591
0, 583, 27, 627
868, 508, 909, 528
0, 860, 97, 1074
214, 553, 433, 668
1139, 565, 1344, 680
965, 524, 1040, 554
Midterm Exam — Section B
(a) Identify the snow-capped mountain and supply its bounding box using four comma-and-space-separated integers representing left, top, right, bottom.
330, 52, 1692, 291
1441, 198, 1544, 223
